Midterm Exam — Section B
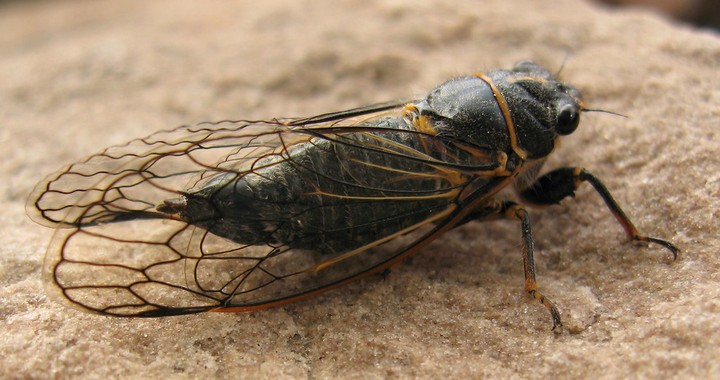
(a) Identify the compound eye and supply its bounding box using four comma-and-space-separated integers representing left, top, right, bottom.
556, 103, 580, 135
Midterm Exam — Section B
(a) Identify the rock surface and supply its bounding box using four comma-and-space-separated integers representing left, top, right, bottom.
1, 0, 718, 378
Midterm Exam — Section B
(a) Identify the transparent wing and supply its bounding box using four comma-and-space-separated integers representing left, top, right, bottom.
27, 102, 504, 316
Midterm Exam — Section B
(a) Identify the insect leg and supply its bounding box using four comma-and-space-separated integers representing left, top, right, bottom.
454, 199, 561, 328
518, 167, 679, 259
500, 201, 563, 330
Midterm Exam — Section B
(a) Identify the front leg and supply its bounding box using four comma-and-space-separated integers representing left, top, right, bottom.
518, 167, 679, 258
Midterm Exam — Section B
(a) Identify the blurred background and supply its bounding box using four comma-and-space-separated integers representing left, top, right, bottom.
1, 0, 717, 31
595, 0, 720, 30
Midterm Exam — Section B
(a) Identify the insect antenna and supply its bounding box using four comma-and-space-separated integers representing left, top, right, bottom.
555, 53, 571, 77
582, 108, 628, 118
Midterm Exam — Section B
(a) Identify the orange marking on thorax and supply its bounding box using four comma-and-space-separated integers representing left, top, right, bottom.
475, 72, 528, 160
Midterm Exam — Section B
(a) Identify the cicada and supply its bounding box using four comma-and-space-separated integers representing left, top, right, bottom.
27, 61, 678, 329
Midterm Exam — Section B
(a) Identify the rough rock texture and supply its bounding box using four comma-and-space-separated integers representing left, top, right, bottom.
1, 0, 718, 378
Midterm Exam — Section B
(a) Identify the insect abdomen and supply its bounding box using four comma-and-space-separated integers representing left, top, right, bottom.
177, 118, 459, 254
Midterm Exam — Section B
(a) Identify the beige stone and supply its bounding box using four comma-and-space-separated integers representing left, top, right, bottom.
2, 0, 718, 378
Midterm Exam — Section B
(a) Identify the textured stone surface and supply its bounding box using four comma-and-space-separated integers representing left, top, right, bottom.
2, 0, 718, 378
